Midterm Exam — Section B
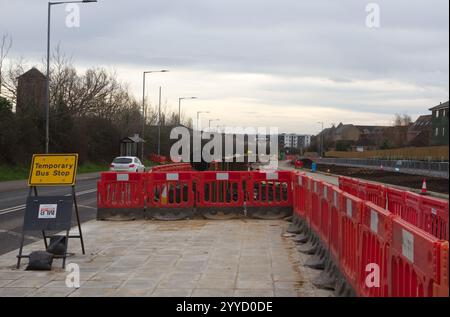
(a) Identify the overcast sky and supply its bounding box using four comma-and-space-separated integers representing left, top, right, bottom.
1, 0, 448, 134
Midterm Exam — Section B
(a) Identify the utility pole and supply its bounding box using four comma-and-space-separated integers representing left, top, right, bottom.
45, 0, 97, 153
141, 70, 169, 160
157, 86, 162, 156
317, 122, 324, 157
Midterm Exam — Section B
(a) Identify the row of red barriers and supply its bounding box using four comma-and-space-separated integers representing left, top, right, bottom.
149, 154, 169, 164
294, 172, 449, 297
339, 176, 449, 241
150, 163, 192, 172
97, 170, 293, 220
149, 162, 220, 172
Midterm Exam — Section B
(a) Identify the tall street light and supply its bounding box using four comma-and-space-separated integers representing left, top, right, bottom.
208, 118, 220, 131
178, 97, 197, 125
317, 121, 324, 157
196, 111, 210, 131
45, 0, 98, 154
142, 70, 169, 160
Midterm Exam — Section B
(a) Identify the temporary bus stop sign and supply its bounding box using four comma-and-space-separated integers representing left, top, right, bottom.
28, 154, 78, 186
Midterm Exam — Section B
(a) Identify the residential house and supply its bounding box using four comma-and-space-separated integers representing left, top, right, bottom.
429, 101, 449, 145
407, 115, 432, 147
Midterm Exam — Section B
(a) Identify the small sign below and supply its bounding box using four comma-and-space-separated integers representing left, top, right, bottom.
28, 154, 78, 186
38, 204, 58, 219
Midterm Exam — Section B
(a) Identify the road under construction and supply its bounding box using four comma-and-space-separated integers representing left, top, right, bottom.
0, 159, 448, 297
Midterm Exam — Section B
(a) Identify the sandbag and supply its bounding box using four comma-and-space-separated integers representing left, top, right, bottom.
46, 235, 67, 256
25, 251, 53, 271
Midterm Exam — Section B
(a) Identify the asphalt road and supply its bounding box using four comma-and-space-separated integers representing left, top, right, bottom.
0, 176, 99, 256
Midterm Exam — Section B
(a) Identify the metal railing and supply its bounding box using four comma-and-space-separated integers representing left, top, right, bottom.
317, 158, 449, 179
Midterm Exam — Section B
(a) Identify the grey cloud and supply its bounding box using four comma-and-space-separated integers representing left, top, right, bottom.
0, 0, 448, 121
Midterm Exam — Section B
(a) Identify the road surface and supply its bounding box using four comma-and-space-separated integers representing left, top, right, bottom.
0, 174, 99, 256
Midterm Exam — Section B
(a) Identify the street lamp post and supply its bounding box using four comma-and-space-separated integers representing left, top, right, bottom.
45, 0, 97, 154
142, 70, 169, 160
317, 121, 324, 157
178, 96, 197, 125
196, 111, 210, 131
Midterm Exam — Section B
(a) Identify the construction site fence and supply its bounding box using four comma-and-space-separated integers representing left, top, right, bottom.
325, 146, 449, 161
318, 157, 449, 178
293, 172, 449, 297
96, 169, 449, 297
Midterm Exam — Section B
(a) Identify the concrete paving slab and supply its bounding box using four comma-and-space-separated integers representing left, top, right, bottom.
0, 218, 333, 297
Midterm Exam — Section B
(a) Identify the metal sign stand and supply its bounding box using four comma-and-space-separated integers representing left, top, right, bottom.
16, 184, 85, 269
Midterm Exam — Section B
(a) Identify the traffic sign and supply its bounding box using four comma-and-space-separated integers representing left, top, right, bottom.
28, 154, 78, 186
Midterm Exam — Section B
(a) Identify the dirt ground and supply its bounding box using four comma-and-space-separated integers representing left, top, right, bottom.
316, 164, 449, 194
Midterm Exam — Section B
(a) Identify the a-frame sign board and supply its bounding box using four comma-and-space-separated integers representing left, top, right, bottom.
16, 154, 85, 269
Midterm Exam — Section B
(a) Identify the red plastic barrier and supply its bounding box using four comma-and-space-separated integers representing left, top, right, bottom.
151, 163, 192, 172
310, 178, 321, 233
360, 183, 387, 209
304, 177, 313, 225
358, 202, 393, 297
403, 192, 422, 228
329, 186, 343, 262
390, 217, 448, 297
386, 187, 405, 216
292, 172, 307, 217
420, 196, 449, 241
97, 172, 145, 209
149, 154, 169, 164
146, 172, 195, 208
435, 242, 449, 297
339, 176, 359, 197
319, 182, 332, 247
196, 171, 248, 208
248, 171, 292, 207
339, 193, 363, 291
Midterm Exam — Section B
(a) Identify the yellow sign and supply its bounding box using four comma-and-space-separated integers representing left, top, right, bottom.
28, 154, 78, 186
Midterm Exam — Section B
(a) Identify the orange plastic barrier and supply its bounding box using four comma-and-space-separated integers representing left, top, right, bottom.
358, 202, 393, 297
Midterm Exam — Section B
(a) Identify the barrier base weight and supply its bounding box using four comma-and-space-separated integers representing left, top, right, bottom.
199, 207, 242, 220
147, 208, 194, 221
247, 206, 292, 220
97, 208, 144, 221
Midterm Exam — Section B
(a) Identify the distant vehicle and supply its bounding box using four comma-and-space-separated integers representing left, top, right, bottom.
110, 156, 145, 172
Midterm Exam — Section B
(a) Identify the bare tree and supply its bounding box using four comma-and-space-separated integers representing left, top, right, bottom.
393, 113, 412, 126
0, 33, 13, 96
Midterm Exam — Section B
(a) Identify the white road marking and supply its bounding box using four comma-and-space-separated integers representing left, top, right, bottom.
0, 188, 97, 216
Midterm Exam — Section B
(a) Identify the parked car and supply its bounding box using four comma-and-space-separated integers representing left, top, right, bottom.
110, 156, 145, 172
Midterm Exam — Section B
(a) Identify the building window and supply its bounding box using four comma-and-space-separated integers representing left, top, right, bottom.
443, 127, 446, 136
435, 128, 439, 136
